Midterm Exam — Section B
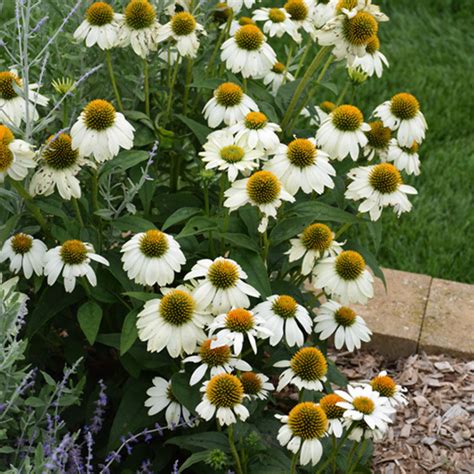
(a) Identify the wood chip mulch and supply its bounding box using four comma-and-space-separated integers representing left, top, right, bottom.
330, 349, 474, 474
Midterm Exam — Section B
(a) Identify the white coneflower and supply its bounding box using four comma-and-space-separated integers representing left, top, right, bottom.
221, 25, 276, 78
275, 347, 328, 392
71, 99, 134, 162
196, 373, 250, 425
370, 371, 408, 408
252, 7, 302, 41
351, 36, 388, 78
316, 5, 386, 64
208, 308, 272, 355
320, 393, 346, 438
286, 223, 343, 275
386, 139, 421, 176
224, 170, 295, 232
224, 16, 257, 36
336, 384, 395, 431
184, 257, 260, 313
228, 111, 281, 152
316, 104, 370, 161
144, 376, 193, 427
253, 294, 312, 347
0, 69, 48, 127
345, 163, 418, 221
44, 240, 109, 293
240, 372, 273, 400
0, 233, 47, 279
0, 124, 35, 183
284, 0, 317, 38
156, 12, 205, 58
313, 0, 337, 28
312, 250, 374, 305
227, 0, 256, 13
314, 300, 372, 351
199, 129, 263, 182
74, 2, 122, 50
265, 138, 336, 195
374, 92, 427, 147
120, 229, 186, 286
29, 133, 92, 200
183, 338, 251, 386
203, 82, 258, 128
276, 402, 328, 466
116, 0, 161, 58
363, 120, 391, 161
136, 287, 211, 357
262, 61, 295, 95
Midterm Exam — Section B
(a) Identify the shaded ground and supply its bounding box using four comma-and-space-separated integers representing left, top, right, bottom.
331, 349, 474, 473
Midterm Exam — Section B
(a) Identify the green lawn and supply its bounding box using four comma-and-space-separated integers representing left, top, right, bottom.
352, 0, 474, 283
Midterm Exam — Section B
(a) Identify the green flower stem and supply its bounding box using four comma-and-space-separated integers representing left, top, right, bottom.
347, 438, 367, 474
290, 452, 299, 474
105, 49, 124, 113
71, 198, 84, 227
285, 43, 295, 74
242, 77, 248, 92
335, 213, 361, 239
315, 424, 356, 474
91, 169, 99, 214
336, 81, 351, 106
228, 424, 244, 474
262, 229, 270, 264
288, 54, 334, 132
182, 58, 194, 117
219, 14, 234, 75
9, 179, 49, 236
280, 46, 330, 133
331, 435, 337, 473
294, 39, 312, 79
207, 23, 227, 74
143, 57, 151, 118
165, 59, 180, 126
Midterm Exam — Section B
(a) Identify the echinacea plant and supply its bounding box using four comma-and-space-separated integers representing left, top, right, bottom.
0, 0, 424, 471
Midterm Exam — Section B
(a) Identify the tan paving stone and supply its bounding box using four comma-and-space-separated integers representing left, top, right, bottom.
419, 278, 474, 357
350, 269, 432, 360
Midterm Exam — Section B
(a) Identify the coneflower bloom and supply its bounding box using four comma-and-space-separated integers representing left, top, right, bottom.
221, 25, 276, 78
0, 233, 47, 279
71, 99, 134, 162
29, 133, 92, 200
0, 125, 35, 183
0, 69, 48, 127
44, 240, 109, 293
74, 2, 122, 50
345, 163, 417, 221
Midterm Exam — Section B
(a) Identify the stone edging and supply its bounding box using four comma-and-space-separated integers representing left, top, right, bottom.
350, 269, 474, 359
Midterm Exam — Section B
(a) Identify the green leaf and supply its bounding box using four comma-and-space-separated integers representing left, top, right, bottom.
177, 216, 218, 239
327, 359, 348, 387
100, 150, 150, 178
120, 308, 139, 355
189, 77, 222, 89
77, 301, 103, 345
24, 396, 45, 407
162, 207, 202, 230
122, 291, 157, 302
0, 214, 20, 244
176, 114, 211, 144
288, 201, 359, 224
229, 248, 271, 297
27, 286, 84, 337
219, 232, 259, 253
166, 432, 229, 452
107, 378, 150, 450
270, 216, 309, 246
112, 215, 156, 233
179, 451, 211, 473
171, 372, 201, 414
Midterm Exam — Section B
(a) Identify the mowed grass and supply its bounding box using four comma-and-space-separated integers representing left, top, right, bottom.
343, 0, 474, 283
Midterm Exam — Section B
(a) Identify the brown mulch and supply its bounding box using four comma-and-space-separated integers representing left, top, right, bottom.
330, 349, 474, 474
